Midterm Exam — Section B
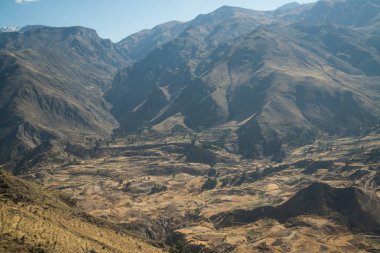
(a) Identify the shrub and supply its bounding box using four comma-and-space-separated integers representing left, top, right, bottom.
202, 177, 217, 190
149, 183, 167, 194
207, 168, 217, 177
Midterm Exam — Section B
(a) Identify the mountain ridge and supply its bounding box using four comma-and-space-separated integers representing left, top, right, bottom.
0, 26, 125, 165
107, 1, 380, 159
211, 182, 380, 233
1, 0, 380, 163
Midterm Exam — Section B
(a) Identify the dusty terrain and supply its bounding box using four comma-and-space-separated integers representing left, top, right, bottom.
0, 170, 164, 253
13, 131, 379, 252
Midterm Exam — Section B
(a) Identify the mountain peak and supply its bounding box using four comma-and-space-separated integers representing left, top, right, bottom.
23, 25, 98, 36
0, 26, 20, 33
276, 2, 301, 11
212, 5, 261, 15
19, 25, 48, 33
302, 0, 380, 26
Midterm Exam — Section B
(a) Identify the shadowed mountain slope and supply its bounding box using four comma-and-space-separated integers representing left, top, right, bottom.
107, 3, 380, 159
211, 182, 380, 234
107, 6, 273, 132
1, 1, 380, 163
0, 26, 125, 164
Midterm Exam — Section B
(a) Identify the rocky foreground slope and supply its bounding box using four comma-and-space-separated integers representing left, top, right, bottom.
0, 170, 163, 253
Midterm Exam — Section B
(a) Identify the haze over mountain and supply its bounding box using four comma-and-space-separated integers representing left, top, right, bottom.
116, 21, 189, 63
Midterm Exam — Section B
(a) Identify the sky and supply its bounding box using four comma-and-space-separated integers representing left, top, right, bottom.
0, 0, 315, 42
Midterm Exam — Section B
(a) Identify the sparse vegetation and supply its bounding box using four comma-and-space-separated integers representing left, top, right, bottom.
122, 181, 132, 192
367, 148, 380, 163
0, 172, 163, 253
2, 1, 380, 252
169, 242, 192, 253
185, 145, 217, 166
257, 191, 265, 201
247, 230, 262, 241
202, 177, 217, 190
149, 183, 168, 194
207, 168, 217, 177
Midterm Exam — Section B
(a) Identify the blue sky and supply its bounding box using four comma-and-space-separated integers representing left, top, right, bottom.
0, 0, 315, 42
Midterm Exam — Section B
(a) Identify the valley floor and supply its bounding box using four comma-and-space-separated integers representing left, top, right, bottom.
8, 132, 378, 252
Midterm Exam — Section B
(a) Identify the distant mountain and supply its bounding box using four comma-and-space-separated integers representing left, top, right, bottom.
276, 2, 301, 11
273, 2, 315, 22
0, 26, 19, 33
107, 6, 272, 133
18, 25, 47, 33
0, 26, 125, 164
116, 21, 188, 63
1, 1, 380, 163
115, 6, 271, 63
211, 182, 380, 234
107, 2, 380, 159
301, 0, 380, 27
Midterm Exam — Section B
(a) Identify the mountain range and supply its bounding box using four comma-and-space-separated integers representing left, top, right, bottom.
1, 1, 380, 252
108, 0, 380, 159
1, 0, 380, 164
0, 26, 124, 164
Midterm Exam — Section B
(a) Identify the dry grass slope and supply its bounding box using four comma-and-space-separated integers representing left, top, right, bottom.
0, 171, 164, 253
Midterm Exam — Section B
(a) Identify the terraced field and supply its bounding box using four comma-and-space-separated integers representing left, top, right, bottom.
19, 132, 380, 252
